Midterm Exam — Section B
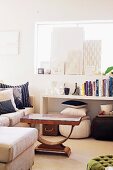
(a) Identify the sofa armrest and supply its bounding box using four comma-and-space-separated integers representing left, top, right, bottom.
29, 96, 34, 107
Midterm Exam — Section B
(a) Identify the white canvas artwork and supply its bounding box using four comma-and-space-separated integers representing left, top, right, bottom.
50, 60, 64, 75
65, 50, 83, 75
51, 27, 84, 75
0, 31, 19, 55
83, 40, 101, 75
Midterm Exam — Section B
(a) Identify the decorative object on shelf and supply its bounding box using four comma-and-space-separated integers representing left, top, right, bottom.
38, 68, 44, 74
59, 85, 64, 95
100, 104, 113, 115
44, 69, 51, 74
50, 81, 59, 95
40, 61, 51, 74
64, 87, 70, 95
72, 83, 80, 95
105, 66, 113, 75
50, 60, 64, 75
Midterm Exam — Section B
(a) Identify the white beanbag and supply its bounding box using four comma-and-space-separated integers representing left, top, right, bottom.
59, 117, 91, 139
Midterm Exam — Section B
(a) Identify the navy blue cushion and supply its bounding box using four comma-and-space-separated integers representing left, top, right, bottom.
0, 82, 32, 108
0, 87, 24, 109
62, 100, 87, 108
0, 100, 16, 114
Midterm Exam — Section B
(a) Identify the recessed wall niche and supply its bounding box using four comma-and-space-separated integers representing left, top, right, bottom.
34, 21, 113, 75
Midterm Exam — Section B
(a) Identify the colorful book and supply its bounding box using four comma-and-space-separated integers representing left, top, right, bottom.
96, 79, 99, 96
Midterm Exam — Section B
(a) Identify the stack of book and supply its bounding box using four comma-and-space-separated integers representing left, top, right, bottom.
109, 76, 113, 96
82, 76, 113, 97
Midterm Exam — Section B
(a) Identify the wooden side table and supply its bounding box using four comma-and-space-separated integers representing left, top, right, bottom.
20, 113, 84, 157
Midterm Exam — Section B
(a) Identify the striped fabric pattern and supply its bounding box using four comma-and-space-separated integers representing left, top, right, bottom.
0, 82, 31, 107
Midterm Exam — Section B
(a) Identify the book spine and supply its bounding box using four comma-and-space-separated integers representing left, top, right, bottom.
111, 77, 113, 96
103, 79, 106, 96
81, 83, 85, 96
109, 77, 113, 96
85, 81, 88, 96
89, 81, 92, 96
96, 79, 99, 96
93, 81, 96, 96
99, 78, 102, 97
106, 78, 109, 97
84, 82, 86, 95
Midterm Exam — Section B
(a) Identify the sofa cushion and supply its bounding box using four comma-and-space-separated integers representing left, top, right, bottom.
0, 127, 38, 163
0, 117, 10, 127
60, 107, 87, 116
62, 100, 87, 108
0, 89, 17, 111
1, 110, 25, 126
0, 87, 24, 110
21, 107, 34, 116
0, 100, 16, 115
0, 82, 31, 108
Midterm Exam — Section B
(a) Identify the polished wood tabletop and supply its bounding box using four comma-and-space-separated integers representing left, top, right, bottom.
20, 113, 84, 126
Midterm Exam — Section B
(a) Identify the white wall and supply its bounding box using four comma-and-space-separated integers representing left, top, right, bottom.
0, 0, 113, 113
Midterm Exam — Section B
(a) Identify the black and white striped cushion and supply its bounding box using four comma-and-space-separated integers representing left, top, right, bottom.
0, 82, 32, 107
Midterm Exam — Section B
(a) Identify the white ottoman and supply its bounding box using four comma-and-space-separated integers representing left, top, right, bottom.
0, 127, 38, 170
59, 116, 91, 139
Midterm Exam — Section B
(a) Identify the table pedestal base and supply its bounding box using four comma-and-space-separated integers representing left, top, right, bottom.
35, 125, 74, 157
35, 143, 71, 157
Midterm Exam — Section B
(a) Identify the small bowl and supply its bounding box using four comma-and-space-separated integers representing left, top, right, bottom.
100, 104, 113, 114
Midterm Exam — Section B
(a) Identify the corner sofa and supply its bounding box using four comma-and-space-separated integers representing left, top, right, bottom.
0, 82, 38, 170
0, 126, 38, 170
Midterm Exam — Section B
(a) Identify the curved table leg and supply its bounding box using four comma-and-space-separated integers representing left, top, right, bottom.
35, 125, 75, 157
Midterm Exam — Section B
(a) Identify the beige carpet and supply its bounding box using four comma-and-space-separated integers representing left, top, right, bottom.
32, 136, 113, 170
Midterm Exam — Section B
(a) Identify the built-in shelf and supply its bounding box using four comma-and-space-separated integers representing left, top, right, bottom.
41, 94, 113, 101
40, 94, 113, 114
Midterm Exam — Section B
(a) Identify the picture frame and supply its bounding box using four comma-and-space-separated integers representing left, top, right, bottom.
38, 68, 44, 74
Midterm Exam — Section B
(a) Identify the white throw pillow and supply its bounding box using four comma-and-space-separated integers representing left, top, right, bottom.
0, 89, 18, 111
60, 107, 87, 116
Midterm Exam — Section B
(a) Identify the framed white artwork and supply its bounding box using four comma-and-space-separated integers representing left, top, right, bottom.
0, 31, 19, 55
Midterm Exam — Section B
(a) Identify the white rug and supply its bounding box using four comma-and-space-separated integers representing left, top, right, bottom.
32, 136, 113, 170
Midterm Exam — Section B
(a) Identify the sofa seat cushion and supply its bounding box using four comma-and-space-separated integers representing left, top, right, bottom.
0, 117, 10, 127
20, 107, 34, 116
0, 127, 38, 163
1, 110, 24, 126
